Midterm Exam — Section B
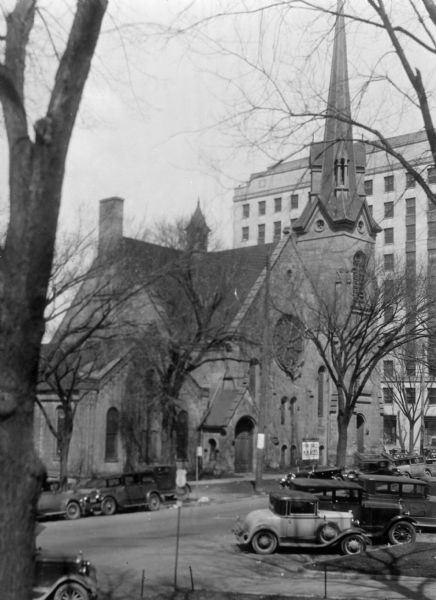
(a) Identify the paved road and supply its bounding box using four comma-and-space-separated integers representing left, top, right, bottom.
38, 495, 436, 600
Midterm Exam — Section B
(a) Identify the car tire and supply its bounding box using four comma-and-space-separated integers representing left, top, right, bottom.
53, 581, 89, 600
65, 501, 81, 521
148, 493, 161, 511
403, 471, 411, 478
317, 522, 340, 544
388, 520, 416, 545
340, 533, 367, 555
101, 496, 117, 516
425, 469, 432, 478
251, 530, 278, 555
176, 484, 191, 499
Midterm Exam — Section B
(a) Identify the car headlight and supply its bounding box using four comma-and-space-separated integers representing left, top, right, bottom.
76, 553, 90, 575
352, 518, 360, 527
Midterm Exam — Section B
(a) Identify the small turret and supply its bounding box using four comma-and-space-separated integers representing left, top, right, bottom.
185, 201, 210, 252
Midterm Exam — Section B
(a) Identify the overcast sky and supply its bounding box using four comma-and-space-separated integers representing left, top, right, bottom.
1, 1, 431, 250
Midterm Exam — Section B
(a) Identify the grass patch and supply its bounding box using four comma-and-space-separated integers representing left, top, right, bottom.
308, 542, 436, 578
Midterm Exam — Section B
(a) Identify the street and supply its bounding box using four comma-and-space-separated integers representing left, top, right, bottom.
38, 496, 436, 600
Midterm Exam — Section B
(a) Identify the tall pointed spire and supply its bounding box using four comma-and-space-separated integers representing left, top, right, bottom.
319, 0, 360, 224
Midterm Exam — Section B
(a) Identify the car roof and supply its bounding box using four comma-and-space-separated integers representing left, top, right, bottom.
357, 473, 429, 485
270, 489, 318, 502
289, 478, 364, 491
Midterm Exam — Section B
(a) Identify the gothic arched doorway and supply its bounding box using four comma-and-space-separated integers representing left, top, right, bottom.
356, 413, 365, 453
234, 417, 254, 472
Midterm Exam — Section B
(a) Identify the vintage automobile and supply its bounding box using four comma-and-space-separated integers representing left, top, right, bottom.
345, 453, 401, 479
356, 473, 436, 531
285, 477, 417, 544
33, 548, 98, 600
279, 466, 344, 488
391, 454, 436, 479
81, 465, 191, 516
37, 479, 92, 521
233, 489, 369, 556
81, 471, 163, 515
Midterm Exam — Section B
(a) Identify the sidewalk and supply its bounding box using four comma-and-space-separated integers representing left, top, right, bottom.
187, 471, 284, 503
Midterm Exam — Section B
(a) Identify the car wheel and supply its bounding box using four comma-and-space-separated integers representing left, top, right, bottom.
101, 496, 117, 516
425, 469, 432, 478
65, 501, 81, 521
403, 471, 411, 478
340, 533, 367, 556
317, 522, 340, 544
176, 484, 191, 499
148, 493, 161, 511
388, 520, 416, 545
53, 581, 89, 600
251, 530, 278, 555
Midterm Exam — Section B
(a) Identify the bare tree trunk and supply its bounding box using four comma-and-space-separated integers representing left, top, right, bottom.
0, 3, 107, 598
336, 389, 351, 467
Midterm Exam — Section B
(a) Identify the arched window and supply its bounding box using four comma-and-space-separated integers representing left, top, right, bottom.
280, 397, 288, 425
105, 407, 120, 461
56, 406, 65, 456
176, 410, 188, 461
318, 367, 326, 418
353, 251, 366, 303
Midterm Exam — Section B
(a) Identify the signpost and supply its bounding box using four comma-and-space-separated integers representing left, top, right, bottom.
302, 440, 320, 462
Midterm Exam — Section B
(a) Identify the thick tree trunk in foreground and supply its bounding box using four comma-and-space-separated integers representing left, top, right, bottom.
0, 2, 107, 598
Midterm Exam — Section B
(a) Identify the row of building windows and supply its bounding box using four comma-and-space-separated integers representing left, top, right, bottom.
364, 167, 436, 197
242, 194, 299, 219
384, 414, 436, 445
382, 223, 416, 245
242, 221, 282, 243
383, 387, 436, 404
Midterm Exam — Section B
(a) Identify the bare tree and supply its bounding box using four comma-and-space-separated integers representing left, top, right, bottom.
0, 2, 107, 597
286, 262, 434, 467
379, 345, 436, 454
174, 1, 436, 205
126, 247, 246, 464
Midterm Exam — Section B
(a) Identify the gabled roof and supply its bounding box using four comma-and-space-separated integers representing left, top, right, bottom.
201, 388, 246, 428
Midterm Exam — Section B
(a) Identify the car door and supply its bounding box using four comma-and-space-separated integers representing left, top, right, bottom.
399, 481, 436, 528
124, 474, 144, 507
283, 500, 318, 542
37, 481, 62, 516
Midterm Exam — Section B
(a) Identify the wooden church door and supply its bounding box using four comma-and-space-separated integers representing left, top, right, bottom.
234, 417, 254, 472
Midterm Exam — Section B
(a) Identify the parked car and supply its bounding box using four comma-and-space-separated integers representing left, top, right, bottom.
33, 548, 97, 600
37, 479, 92, 521
356, 473, 436, 531
391, 454, 436, 479
285, 477, 417, 544
345, 453, 400, 479
139, 464, 191, 499
233, 489, 369, 556
280, 466, 344, 487
81, 471, 165, 515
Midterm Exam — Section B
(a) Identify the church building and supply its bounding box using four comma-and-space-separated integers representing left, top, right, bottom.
35, 4, 384, 479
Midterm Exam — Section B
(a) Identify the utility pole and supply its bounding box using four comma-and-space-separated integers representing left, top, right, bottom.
255, 254, 271, 491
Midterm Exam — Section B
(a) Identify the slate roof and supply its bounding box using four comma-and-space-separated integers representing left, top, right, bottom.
113, 236, 274, 329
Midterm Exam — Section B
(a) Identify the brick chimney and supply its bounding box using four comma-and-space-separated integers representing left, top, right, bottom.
98, 197, 124, 255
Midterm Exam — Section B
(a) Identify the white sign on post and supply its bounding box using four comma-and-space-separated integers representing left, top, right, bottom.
302, 440, 319, 461
196, 446, 203, 457
257, 433, 265, 450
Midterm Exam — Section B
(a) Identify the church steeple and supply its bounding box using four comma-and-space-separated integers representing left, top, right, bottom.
293, 0, 380, 238
320, 0, 361, 223
185, 200, 210, 252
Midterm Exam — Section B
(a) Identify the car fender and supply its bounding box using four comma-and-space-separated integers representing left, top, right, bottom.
383, 515, 417, 533
322, 527, 371, 548
145, 489, 162, 502
247, 523, 281, 544
35, 574, 96, 600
